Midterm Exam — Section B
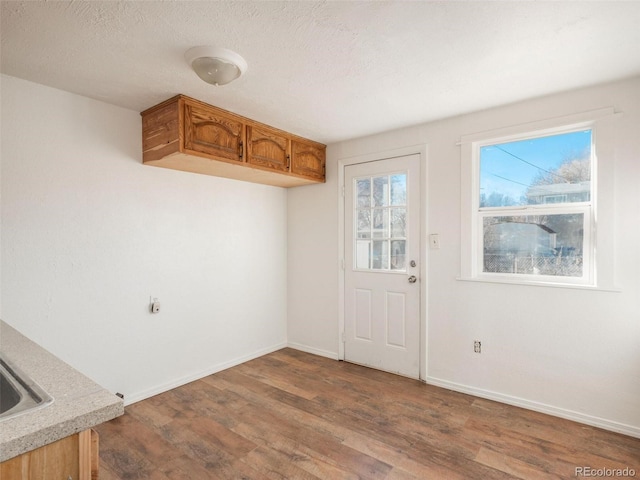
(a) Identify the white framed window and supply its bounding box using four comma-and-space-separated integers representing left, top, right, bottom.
460, 108, 618, 288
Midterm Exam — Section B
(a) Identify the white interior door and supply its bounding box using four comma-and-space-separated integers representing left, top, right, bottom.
344, 154, 421, 378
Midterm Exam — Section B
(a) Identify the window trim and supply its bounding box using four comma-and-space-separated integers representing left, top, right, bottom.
459, 107, 619, 289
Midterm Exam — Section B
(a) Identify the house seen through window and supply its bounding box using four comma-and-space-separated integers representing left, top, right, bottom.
478, 129, 593, 280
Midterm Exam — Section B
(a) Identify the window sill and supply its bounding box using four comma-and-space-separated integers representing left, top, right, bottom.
456, 276, 621, 292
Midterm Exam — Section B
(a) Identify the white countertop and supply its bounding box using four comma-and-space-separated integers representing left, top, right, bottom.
0, 320, 124, 462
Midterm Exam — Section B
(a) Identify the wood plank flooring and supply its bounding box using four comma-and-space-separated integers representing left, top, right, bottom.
95, 348, 640, 479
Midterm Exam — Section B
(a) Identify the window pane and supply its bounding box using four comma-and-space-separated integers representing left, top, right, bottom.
480, 130, 591, 207
390, 240, 406, 270
372, 209, 388, 238
390, 174, 407, 205
357, 179, 371, 208
357, 210, 371, 239
390, 208, 406, 237
483, 214, 584, 277
372, 240, 389, 269
356, 240, 371, 269
373, 176, 389, 206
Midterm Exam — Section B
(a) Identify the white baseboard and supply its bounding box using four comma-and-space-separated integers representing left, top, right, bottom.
123, 341, 288, 406
287, 342, 339, 360
427, 376, 640, 439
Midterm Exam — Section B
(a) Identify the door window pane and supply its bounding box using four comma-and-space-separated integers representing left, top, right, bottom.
373, 176, 389, 206
390, 240, 406, 270
390, 208, 406, 237
372, 240, 389, 269
357, 179, 371, 208
390, 174, 407, 205
357, 210, 371, 239
372, 209, 389, 238
356, 240, 371, 269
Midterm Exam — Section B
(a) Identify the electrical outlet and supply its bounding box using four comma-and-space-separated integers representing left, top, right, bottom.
150, 297, 160, 314
474, 340, 482, 354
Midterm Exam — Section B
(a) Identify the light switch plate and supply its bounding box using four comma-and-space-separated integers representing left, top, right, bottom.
429, 234, 440, 249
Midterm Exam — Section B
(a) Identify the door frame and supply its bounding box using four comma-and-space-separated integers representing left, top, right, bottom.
338, 144, 429, 381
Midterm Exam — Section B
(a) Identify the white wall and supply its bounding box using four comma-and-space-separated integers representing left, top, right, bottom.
287, 165, 340, 359
287, 76, 640, 437
0, 75, 288, 403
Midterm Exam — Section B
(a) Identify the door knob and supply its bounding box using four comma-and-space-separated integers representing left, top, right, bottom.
408, 275, 417, 283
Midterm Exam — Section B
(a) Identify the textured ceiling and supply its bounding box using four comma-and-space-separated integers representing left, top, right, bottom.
2, 1, 640, 144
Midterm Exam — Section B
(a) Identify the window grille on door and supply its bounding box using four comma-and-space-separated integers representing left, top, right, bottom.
354, 173, 407, 271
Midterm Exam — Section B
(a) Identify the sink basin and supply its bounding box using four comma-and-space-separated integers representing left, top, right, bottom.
0, 354, 53, 421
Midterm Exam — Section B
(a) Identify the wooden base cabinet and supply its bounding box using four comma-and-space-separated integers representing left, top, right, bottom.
0, 429, 99, 480
141, 95, 326, 188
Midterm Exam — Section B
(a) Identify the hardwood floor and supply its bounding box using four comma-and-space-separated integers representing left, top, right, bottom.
95, 348, 640, 479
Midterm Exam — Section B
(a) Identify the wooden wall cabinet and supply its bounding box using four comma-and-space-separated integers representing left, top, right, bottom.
291, 140, 326, 181
142, 95, 326, 187
246, 124, 289, 173
184, 103, 245, 164
0, 429, 99, 480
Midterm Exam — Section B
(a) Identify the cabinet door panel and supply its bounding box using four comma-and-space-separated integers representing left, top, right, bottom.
247, 125, 289, 172
184, 104, 244, 163
0, 432, 81, 480
291, 140, 326, 181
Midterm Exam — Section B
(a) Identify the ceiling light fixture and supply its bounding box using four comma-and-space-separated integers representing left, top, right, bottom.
185, 46, 247, 86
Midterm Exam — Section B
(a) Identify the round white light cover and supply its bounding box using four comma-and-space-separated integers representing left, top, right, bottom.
185, 46, 247, 86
